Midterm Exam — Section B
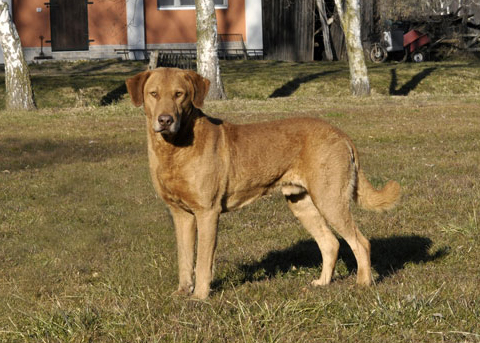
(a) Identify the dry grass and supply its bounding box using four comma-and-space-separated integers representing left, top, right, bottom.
0, 60, 479, 342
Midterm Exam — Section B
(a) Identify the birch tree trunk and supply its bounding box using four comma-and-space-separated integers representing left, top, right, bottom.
0, 1, 36, 110
316, 0, 333, 61
334, 0, 370, 96
195, 0, 226, 100
148, 50, 159, 70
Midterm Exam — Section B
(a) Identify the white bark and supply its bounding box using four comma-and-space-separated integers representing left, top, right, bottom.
0, 0, 35, 110
334, 0, 370, 96
148, 50, 159, 70
195, 0, 226, 100
316, 0, 333, 61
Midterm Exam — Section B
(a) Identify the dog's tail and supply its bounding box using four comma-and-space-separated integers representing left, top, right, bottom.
347, 141, 401, 212
355, 170, 401, 212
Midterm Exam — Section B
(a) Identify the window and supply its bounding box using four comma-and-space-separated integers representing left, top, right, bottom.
158, 0, 228, 10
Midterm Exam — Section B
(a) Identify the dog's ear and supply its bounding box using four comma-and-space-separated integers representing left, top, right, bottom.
125, 71, 151, 107
184, 70, 211, 108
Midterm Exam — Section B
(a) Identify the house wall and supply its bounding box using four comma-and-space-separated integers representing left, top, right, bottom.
13, 0, 50, 48
144, 0, 246, 46
13, 0, 127, 48
89, 0, 128, 46
5, 0, 259, 62
8, 0, 129, 61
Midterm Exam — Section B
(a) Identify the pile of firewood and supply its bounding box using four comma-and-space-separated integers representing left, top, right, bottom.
405, 10, 480, 57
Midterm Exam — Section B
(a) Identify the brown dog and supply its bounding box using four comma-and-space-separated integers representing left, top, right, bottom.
126, 68, 400, 299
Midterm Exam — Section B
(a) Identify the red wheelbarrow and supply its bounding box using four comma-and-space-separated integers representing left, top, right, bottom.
370, 29, 431, 63
404, 29, 431, 62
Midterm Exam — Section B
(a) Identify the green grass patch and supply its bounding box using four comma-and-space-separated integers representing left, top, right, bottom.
0, 60, 479, 342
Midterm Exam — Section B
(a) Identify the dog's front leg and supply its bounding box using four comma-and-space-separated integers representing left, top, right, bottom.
192, 210, 219, 300
170, 207, 196, 296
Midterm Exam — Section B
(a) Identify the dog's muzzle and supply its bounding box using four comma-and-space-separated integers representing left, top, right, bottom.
154, 115, 175, 134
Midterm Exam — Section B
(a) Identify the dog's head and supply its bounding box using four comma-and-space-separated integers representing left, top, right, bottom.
126, 68, 210, 137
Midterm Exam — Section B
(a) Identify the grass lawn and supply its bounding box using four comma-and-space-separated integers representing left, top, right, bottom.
0, 59, 479, 342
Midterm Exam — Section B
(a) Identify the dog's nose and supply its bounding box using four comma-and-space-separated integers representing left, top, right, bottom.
158, 115, 173, 127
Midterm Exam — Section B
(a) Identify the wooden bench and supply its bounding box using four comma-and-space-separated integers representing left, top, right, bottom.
114, 49, 149, 60
115, 39, 263, 69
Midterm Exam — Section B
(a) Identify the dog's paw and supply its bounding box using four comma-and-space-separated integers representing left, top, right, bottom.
192, 288, 210, 300
355, 277, 372, 286
355, 270, 372, 286
172, 286, 193, 297
311, 279, 330, 287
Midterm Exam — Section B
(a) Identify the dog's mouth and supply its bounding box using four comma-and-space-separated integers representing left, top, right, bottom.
154, 128, 176, 138
153, 121, 179, 136
155, 127, 171, 134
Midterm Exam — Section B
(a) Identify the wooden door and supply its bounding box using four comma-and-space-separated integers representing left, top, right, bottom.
262, 0, 314, 61
49, 0, 89, 51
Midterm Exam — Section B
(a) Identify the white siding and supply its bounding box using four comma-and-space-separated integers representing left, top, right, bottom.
126, 0, 145, 60
245, 0, 263, 51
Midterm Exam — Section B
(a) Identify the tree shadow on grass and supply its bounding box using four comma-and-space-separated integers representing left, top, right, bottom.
269, 70, 341, 98
389, 67, 436, 96
213, 235, 449, 291
0, 137, 144, 171
101, 83, 127, 106
69, 59, 126, 75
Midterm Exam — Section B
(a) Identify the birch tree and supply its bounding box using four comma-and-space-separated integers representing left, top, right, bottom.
334, 0, 370, 96
0, 0, 36, 110
195, 0, 226, 100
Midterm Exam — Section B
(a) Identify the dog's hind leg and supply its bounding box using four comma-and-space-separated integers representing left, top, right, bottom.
309, 190, 372, 286
286, 193, 340, 286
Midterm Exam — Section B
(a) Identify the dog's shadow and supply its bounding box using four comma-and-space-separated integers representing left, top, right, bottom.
213, 235, 448, 290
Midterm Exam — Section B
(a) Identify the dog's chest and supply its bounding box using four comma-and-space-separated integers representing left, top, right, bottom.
148, 148, 203, 210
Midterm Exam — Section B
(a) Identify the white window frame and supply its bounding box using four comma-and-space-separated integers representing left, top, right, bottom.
158, 0, 228, 10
